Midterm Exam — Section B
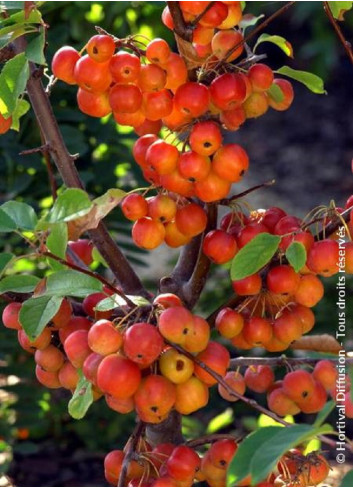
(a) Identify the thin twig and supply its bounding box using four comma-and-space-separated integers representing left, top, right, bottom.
186, 434, 239, 448
191, 2, 216, 26
42, 250, 136, 309
214, 1, 296, 71
230, 356, 353, 368
324, 1, 353, 65
315, 205, 352, 241
118, 421, 145, 487
220, 179, 276, 206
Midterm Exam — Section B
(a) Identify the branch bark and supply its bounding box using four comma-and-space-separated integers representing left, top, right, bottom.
167, 1, 192, 42
324, 1, 353, 65
230, 356, 353, 368
14, 38, 148, 298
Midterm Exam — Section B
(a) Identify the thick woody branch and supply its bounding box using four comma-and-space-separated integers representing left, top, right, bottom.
14, 38, 148, 298
167, 1, 192, 42
145, 410, 184, 447
118, 421, 145, 487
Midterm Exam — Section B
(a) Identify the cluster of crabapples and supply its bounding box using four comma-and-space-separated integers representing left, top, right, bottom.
104, 440, 330, 487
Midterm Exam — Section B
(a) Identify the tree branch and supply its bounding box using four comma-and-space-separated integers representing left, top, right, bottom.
14, 38, 148, 298
145, 410, 184, 447
324, 1, 353, 65
230, 356, 353, 368
167, 1, 192, 42
219, 179, 276, 206
186, 434, 239, 448
315, 205, 352, 241
118, 421, 145, 487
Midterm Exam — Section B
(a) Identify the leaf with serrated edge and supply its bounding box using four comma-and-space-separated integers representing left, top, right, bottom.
19, 295, 63, 340
230, 233, 280, 280
276, 66, 326, 94
68, 370, 93, 420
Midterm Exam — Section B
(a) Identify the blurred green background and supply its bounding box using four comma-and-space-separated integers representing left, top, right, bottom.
0, 1, 353, 486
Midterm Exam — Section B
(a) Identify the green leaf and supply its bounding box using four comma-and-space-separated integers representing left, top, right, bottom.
206, 408, 233, 434
19, 295, 63, 340
68, 370, 93, 420
250, 423, 334, 485
328, 1, 353, 20
44, 269, 102, 298
341, 470, 353, 487
268, 83, 285, 103
10, 98, 30, 131
0, 53, 29, 117
230, 233, 280, 280
95, 293, 149, 311
255, 33, 293, 57
46, 188, 93, 223
0, 208, 17, 232
0, 274, 40, 293
314, 400, 336, 427
25, 27, 46, 65
46, 222, 68, 271
0, 252, 14, 272
1, 201, 37, 230
227, 427, 282, 486
0, 25, 37, 50
239, 13, 264, 31
276, 66, 326, 94
285, 241, 307, 272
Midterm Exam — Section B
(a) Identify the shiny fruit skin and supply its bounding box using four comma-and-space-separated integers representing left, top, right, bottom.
189, 120, 223, 156
35, 365, 61, 389
211, 29, 243, 61
248, 63, 274, 92
18, 328, 51, 352
67, 239, 94, 267
159, 348, 194, 384
35, 344, 65, 372
109, 51, 141, 83
158, 306, 194, 344
153, 293, 183, 309
203, 230, 238, 264
109, 83, 142, 113
134, 118, 162, 136
88, 319, 123, 356
164, 220, 191, 248
178, 151, 211, 182
313, 359, 337, 391
175, 203, 208, 237
273, 310, 302, 344
105, 394, 135, 414
174, 82, 210, 118
212, 143, 249, 183
269, 79, 294, 111
59, 316, 92, 344
74, 55, 112, 93
282, 370, 315, 403
134, 374, 176, 421
194, 341, 230, 386
195, 171, 231, 202
261, 207, 287, 232
52, 46, 80, 84
86, 35, 115, 63
266, 265, 300, 296
137, 63, 167, 92
183, 315, 210, 353
296, 380, 327, 414
58, 361, 80, 390
294, 274, 324, 307
218, 371, 246, 401
133, 134, 159, 167
145, 140, 179, 175
232, 273, 262, 296
97, 354, 141, 399
290, 304, 315, 334
243, 91, 269, 118
77, 88, 111, 117
167, 445, 201, 482
2, 302, 22, 330
208, 439, 238, 469
83, 352, 103, 385
210, 73, 246, 111
142, 89, 173, 121
64, 329, 92, 368
220, 106, 246, 131
174, 376, 209, 414
244, 365, 274, 393
237, 222, 269, 248
132, 217, 166, 250
124, 322, 164, 366
148, 195, 177, 223
307, 239, 339, 277
146, 38, 171, 64
199, 1, 228, 27
215, 307, 244, 338
121, 193, 148, 221
82, 292, 111, 320
267, 388, 300, 416
243, 316, 272, 346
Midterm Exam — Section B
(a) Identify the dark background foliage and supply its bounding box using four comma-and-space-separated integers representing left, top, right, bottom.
0, 2, 353, 486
